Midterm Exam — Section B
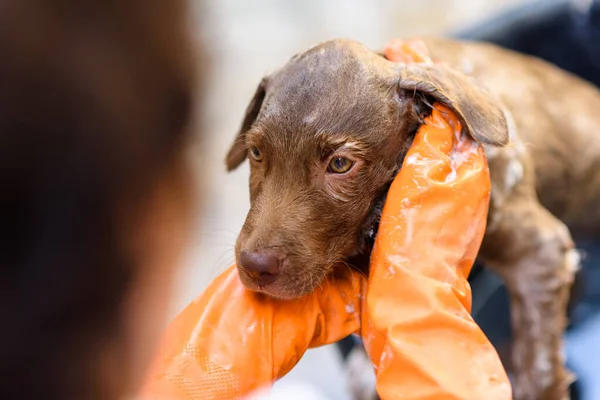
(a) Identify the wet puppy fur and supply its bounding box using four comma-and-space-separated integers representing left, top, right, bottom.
225, 39, 509, 299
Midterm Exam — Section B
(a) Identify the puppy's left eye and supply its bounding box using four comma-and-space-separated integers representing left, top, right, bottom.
327, 156, 354, 174
249, 146, 262, 162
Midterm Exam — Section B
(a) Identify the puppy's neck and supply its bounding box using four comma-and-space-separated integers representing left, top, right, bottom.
351, 122, 422, 274
350, 188, 388, 275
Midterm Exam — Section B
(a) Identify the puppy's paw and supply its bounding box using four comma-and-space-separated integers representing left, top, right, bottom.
346, 347, 377, 400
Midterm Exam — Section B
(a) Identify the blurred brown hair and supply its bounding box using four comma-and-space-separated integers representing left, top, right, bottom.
0, 0, 202, 398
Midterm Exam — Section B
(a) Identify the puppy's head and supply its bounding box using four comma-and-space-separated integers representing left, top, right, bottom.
226, 39, 509, 298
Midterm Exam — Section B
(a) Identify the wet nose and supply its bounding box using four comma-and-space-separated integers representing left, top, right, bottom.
239, 250, 281, 285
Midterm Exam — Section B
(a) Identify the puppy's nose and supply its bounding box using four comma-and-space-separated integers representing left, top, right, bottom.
239, 250, 281, 285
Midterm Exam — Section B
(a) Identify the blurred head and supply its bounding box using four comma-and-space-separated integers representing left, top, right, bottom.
0, 1, 203, 399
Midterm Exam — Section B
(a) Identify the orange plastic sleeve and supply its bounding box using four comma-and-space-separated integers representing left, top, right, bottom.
361, 103, 511, 400
140, 267, 364, 399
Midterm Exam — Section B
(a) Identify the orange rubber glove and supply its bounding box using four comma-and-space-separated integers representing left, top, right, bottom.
359, 38, 512, 400
139, 267, 364, 399
139, 39, 511, 400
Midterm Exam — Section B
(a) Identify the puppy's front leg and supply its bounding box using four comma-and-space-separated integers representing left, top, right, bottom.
480, 150, 578, 400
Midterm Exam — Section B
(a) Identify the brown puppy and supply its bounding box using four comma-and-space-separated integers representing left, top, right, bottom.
226, 37, 600, 400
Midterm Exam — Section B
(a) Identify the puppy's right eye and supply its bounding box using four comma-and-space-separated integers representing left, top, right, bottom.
327, 156, 354, 174
249, 146, 262, 162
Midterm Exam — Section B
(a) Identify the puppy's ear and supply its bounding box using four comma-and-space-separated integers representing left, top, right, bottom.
397, 64, 510, 146
225, 78, 267, 171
